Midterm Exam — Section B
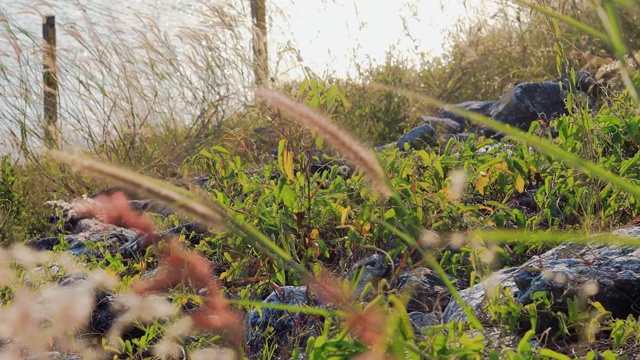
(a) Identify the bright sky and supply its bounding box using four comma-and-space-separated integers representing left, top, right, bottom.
269, 0, 489, 79
2, 0, 490, 81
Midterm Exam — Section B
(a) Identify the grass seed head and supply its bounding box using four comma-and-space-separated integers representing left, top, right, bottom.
255, 88, 394, 198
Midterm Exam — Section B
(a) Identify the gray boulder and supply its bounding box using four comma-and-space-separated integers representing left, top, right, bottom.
395, 72, 601, 147
437, 100, 496, 129
408, 311, 441, 334
443, 226, 640, 324
347, 253, 395, 296
396, 123, 436, 150
420, 116, 464, 133
484, 72, 599, 138
392, 267, 452, 313
245, 286, 322, 355
346, 254, 456, 313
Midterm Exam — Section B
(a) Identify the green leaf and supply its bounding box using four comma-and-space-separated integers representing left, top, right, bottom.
314, 335, 326, 348
599, 350, 618, 360
387, 296, 414, 342
325, 85, 338, 110
274, 262, 286, 284
279, 184, 297, 209
198, 150, 212, 158
513, 209, 526, 228
384, 208, 396, 219
459, 332, 484, 352
517, 329, 535, 355
210, 146, 229, 154
538, 348, 571, 360
277, 139, 287, 175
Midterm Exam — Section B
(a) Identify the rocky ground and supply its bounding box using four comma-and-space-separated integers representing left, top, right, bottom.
23, 193, 640, 357
11, 70, 639, 358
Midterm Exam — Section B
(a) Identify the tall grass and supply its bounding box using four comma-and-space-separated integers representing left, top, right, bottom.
1, 0, 640, 359
0, 1, 256, 170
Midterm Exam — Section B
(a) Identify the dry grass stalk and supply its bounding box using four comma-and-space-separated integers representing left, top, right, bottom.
49, 150, 227, 230
255, 88, 394, 198
306, 273, 396, 359
74, 190, 244, 345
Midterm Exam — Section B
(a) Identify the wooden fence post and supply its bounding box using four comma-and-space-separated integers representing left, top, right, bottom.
250, 0, 268, 86
43, 15, 58, 149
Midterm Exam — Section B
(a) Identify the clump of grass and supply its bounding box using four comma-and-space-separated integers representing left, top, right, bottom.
0, 1, 257, 171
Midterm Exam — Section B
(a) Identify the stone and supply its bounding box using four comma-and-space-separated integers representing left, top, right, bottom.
442, 267, 518, 324
420, 116, 464, 133
29, 237, 69, 251
28, 222, 140, 258
245, 255, 458, 352
30, 200, 209, 259
347, 253, 395, 296
392, 267, 451, 313
437, 100, 496, 129
484, 72, 600, 138
394, 72, 602, 147
347, 254, 456, 313
443, 226, 640, 324
408, 311, 440, 334
396, 123, 436, 150
245, 286, 322, 356
119, 221, 211, 258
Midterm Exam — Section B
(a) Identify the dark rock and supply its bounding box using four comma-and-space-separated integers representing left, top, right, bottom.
28, 236, 68, 251
36, 199, 214, 260
90, 293, 118, 334
348, 254, 454, 313
68, 242, 87, 257
347, 253, 395, 296
119, 222, 211, 258
393, 72, 602, 148
442, 267, 518, 324
408, 311, 440, 334
73, 218, 103, 234
245, 286, 322, 356
485, 72, 599, 138
188, 175, 211, 189
396, 123, 436, 150
40, 274, 121, 338
420, 116, 464, 133
31, 223, 141, 258
443, 226, 640, 324
244, 256, 457, 353
392, 267, 452, 313
128, 199, 174, 217
437, 100, 496, 129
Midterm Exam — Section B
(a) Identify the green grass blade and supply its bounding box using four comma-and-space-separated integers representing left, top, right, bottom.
377, 218, 484, 331
476, 229, 640, 247
229, 299, 344, 318
514, 1, 610, 45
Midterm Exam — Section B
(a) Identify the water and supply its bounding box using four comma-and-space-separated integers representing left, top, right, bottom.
0, 0, 485, 154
